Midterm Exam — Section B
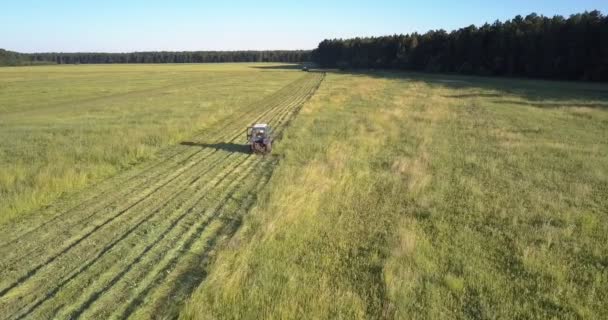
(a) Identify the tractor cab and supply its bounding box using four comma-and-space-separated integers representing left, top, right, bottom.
247, 123, 273, 154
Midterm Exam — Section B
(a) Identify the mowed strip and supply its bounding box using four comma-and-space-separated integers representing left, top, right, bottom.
0, 73, 318, 246
0, 72, 324, 320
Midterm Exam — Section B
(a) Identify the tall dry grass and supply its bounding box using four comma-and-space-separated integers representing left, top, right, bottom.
182, 71, 608, 319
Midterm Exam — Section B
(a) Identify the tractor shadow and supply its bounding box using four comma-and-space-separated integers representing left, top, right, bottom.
180, 142, 250, 154
250, 64, 302, 70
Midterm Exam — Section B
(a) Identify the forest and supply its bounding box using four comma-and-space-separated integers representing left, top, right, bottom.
312, 11, 608, 81
2, 11, 607, 81
0, 49, 310, 65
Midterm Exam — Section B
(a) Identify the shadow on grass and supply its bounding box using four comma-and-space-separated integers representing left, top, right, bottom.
443, 93, 503, 99
250, 64, 302, 70
326, 69, 608, 109
180, 142, 250, 154
490, 99, 608, 109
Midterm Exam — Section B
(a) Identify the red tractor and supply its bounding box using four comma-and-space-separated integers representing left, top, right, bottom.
246, 123, 273, 154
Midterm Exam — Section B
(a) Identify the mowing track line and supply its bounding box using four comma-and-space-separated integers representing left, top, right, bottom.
0, 72, 324, 320
0, 74, 316, 247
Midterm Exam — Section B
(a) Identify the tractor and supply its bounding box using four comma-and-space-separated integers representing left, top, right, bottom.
246, 123, 272, 154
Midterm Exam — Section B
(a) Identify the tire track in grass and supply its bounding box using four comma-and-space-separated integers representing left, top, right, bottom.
64, 157, 266, 320
0, 72, 324, 298
13, 154, 258, 320
0, 73, 307, 243
0, 74, 319, 276
2, 101, 277, 302
0, 72, 324, 320
115, 78, 320, 318
2, 150, 245, 317
0, 74, 314, 247
1, 73, 323, 305
12, 76, 319, 319
73, 82, 311, 319
119, 159, 275, 320
67, 80, 314, 318
269, 73, 325, 140
1, 74, 312, 247
0, 149, 236, 298
2, 92, 268, 266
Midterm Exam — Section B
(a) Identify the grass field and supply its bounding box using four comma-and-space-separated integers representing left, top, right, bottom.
1, 64, 607, 319
0, 64, 323, 319
0, 64, 301, 224
181, 71, 608, 319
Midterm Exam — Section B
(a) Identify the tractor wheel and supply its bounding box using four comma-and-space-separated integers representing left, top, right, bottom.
252, 143, 263, 154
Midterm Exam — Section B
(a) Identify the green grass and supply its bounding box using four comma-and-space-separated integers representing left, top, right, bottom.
1, 64, 607, 319
0, 63, 300, 224
182, 71, 608, 319
0, 67, 324, 319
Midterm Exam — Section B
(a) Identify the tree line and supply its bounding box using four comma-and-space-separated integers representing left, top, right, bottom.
0, 49, 53, 66
3, 10, 607, 81
0, 50, 310, 65
312, 11, 608, 81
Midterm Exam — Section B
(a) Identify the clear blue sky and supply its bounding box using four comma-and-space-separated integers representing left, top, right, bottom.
2, 0, 606, 53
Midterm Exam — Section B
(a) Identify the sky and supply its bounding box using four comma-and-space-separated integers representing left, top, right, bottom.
1, 0, 607, 53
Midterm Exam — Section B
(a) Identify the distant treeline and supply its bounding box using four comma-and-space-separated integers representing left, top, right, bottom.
0, 49, 54, 66
0, 50, 310, 65
312, 11, 608, 81
3, 10, 607, 81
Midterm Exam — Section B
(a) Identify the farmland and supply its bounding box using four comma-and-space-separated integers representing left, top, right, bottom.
0, 64, 322, 319
181, 71, 608, 319
1, 64, 608, 319
0, 64, 302, 224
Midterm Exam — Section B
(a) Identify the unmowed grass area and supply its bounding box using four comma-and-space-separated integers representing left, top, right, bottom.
182, 71, 608, 319
0, 64, 300, 224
